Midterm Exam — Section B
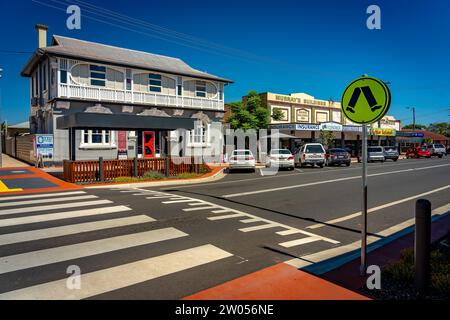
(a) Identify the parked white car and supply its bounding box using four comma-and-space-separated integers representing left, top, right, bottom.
229, 149, 256, 172
426, 144, 446, 158
294, 143, 326, 168
265, 149, 295, 170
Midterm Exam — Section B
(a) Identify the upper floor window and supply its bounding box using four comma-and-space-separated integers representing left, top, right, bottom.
126, 69, 132, 91
196, 81, 206, 98
149, 73, 162, 92
90, 65, 106, 87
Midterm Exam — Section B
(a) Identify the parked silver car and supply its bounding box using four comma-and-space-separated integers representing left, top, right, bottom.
367, 146, 385, 162
383, 146, 399, 162
426, 144, 446, 158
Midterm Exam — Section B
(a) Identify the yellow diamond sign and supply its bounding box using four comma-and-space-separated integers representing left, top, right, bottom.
341, 76, 391, 125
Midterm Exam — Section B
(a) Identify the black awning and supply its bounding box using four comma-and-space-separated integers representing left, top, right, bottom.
56, 112, 195, 130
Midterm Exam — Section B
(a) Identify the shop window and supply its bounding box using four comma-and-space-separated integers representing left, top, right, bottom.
90, 65, 106, 87
149, 73, 162, 92
196, 81, 207, 98
80, 129, 115, 148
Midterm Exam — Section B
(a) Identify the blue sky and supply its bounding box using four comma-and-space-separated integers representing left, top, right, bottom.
0, 0, 449, 125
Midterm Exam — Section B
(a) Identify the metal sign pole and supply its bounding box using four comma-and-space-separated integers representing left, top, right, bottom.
360, 124, 368, 275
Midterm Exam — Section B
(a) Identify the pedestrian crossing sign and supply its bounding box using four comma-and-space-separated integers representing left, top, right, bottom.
341, 76, 391, 124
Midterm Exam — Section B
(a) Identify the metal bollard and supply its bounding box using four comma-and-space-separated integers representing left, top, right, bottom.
415, 199, 431, 297
99, 157, 104, 182
134, 157, 138, 177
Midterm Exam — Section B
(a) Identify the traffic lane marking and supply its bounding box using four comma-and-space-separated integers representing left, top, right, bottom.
0, 180, 22, 193
159, 157, 448, 191
0, 228, 188, 275
306, 185, 450, 229
129, 188, 340, 247
285, 203, 450, 271
221, 163, 450, 198
0, 244, 232, 300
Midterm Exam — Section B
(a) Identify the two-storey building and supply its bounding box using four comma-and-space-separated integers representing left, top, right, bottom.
21, 25, 232, 163
240, 92, 400, 155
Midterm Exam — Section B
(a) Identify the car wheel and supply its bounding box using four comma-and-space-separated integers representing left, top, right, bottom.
438, 155, 443, 158
346, 162, 350, 167
394, 158, 398, 162
319, 163, 324, 168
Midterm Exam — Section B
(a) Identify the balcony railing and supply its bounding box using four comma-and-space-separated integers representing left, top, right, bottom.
59, 84, 224, 111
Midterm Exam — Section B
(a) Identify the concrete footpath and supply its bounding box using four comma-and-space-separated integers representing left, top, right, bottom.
1, 154, 30, 168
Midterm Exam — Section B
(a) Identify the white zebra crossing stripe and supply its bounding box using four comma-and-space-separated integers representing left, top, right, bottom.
239, 224, 278, 233
0, 200, 113, 216
0, 244, 232, 300
0, 206, 132, 228
0, 215, 155, 246
0, 191, 86, 202
0, 228, 187, 274
207, 213, 246, 221
0, 195, 98, 208
279, 236, 322, 248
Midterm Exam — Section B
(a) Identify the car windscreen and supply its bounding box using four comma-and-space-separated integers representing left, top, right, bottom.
384, 147, 397, 152
368, 147, 382, 152
271, 149, 291, 155
435, 144, 445, 148
305, 145, 324, 153
329, 149, 346, 153
233, 150, 251, 156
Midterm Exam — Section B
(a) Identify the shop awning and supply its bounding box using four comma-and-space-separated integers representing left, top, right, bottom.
260, 132, 297, 139
56, 112, 195, 130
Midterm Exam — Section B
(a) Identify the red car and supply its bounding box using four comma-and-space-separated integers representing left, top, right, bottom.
406, 147, 431, 159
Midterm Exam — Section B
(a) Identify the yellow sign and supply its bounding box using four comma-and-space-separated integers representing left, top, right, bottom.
0, 180, 23, 193
371, 128, 396, 136
341, 76, 391, 124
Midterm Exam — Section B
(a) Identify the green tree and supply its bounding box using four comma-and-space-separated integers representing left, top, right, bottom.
427, 122, 450, 137
402, 124, 427, 130
319, 130, 334, 148
271, 108, 285, 122
226, 91, 272, 130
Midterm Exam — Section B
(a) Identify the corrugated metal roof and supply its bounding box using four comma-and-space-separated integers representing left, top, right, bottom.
23, 35, 233, 83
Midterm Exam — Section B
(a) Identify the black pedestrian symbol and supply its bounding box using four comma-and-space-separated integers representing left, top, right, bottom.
346, 86, 382, 114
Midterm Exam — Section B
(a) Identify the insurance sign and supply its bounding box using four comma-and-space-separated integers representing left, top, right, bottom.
35, 134, 54, 161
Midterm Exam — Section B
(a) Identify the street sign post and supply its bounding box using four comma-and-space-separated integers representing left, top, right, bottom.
341, 75, 391, 275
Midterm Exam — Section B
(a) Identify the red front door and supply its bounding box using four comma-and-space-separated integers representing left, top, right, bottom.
143, 131, 155, 158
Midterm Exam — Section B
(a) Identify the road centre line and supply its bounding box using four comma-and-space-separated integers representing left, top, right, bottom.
162, 159, 447, 190
222, 163, 450, 198
307, 185, 450, 229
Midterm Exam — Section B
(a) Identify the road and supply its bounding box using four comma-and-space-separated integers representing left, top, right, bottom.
0, 157, 449, 299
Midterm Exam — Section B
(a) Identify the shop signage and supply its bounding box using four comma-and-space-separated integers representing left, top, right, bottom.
343, 125, 363, 132
371, 128, 396, 136
396, 131, 424, 137
117, 131, 128, 159
319, 122, 343, 132
341, 76, 391, 125
296, 124, 320, 131
296, 109, 310, 122
35, 134, 54, 161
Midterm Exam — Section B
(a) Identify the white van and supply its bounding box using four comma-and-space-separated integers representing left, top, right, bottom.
294, 143, 326, 168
